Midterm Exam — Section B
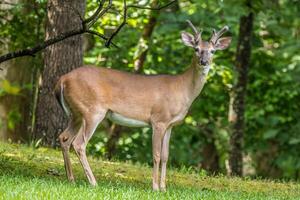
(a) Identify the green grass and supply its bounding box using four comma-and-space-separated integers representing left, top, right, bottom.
0, 142, 299, 200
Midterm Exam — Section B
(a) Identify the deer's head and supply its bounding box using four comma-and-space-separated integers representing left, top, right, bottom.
181, 20, 232, 66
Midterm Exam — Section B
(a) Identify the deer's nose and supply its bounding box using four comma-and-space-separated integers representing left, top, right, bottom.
200, 60, 209, 66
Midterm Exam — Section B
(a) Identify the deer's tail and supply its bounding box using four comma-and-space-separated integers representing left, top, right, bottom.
54, 79, 70, 116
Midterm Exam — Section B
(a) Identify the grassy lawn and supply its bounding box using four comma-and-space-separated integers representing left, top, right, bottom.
0, 142, 299, 199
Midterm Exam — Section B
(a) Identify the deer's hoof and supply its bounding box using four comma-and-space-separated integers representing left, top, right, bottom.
68, 177, 75, 183
160, 187, 166, 192
153, 184, 159, 191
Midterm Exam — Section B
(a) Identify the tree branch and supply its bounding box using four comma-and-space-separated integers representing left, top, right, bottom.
105, 0, 127, 47
0, 0, 110, 65
86, 30, 118, 48
84, 0, 106, 26
0, 0, 176, 66
0, 29, 84, 63
105, 0, 177, 48
127, 0, 177, 10
86, 0, 112, 29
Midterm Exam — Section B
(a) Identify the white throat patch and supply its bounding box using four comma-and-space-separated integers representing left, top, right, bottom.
202, 65, 211, 75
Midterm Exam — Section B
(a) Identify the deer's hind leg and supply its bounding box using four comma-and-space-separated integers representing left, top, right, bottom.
72, 109, 107, 186
59, 117, 81, 182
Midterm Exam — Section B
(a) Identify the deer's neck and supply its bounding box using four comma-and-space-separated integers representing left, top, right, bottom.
182, 55, 210, 104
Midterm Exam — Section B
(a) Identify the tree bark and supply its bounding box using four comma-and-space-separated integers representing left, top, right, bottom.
0, 0, 42, 142
34, 0, 85, 146
133, 3, 159, 73
105, 124, 123, 160
200, 127, 220, 174
0, 58, 33, 142
229, 4, 254, 176
201, 142, 220, 173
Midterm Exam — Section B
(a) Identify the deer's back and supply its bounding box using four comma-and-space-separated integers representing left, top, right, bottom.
59, 66, 184, 122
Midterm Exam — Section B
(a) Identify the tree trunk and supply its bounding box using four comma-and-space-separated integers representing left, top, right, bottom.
0, 58, 33, 142
34, 0, 85, 146
133, 2, 159, 73
200, 128, 220, 174
201, 142, 220, 173
0, 0, 42, 142
229, 2, 254, 176
105, 124, 123, 160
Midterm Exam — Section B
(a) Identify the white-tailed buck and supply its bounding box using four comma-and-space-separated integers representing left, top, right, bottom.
55, 20, 231, 191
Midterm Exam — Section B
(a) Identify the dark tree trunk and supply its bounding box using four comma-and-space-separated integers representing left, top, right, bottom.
200, 130, 220, 174
133, 5, 159, 73
229, 3, 254, 176
0, 58, 33, 142
34, 0, 85, 146
201, 142, 220, 173
254, 141, 282, 178
133, 0, 180, 73
0, 0, 42, 142
105, 124, 123, 160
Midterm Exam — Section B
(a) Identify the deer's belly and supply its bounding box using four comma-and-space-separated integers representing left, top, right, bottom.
106, 111, 149, 127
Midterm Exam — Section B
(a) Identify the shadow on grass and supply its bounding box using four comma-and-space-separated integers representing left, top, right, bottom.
0, 153, 198, 193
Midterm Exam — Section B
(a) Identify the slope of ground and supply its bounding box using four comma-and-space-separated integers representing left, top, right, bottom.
0, 142, 299, 199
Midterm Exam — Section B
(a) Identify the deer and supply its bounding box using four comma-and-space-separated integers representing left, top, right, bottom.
54, 20, 231, 191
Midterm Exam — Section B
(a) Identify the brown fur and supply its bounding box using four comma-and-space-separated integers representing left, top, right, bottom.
55, 24, 231, 191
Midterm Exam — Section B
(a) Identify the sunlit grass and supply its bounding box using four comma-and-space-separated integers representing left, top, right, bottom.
0, 142, 299, 199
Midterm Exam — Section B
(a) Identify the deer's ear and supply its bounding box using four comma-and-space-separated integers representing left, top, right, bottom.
181, 32, 195, 47
214, 37, 232, 50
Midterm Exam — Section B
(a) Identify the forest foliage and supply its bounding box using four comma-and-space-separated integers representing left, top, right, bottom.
0, 0, 299, 180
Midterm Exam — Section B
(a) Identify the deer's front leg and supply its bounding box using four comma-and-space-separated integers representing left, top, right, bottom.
152, 123, 166, 191
160, 127, 172, 191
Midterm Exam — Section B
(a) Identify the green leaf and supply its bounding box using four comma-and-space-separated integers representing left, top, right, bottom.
1, 80, 21, 95
289, 138, 300, 145
263, 129, 279, 139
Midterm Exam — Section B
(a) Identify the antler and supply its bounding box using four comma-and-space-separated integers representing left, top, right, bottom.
210, 26, 229, 44
186, 20, 202, 43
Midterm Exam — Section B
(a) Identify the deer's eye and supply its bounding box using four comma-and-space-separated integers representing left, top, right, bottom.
210, 50, 216, 54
